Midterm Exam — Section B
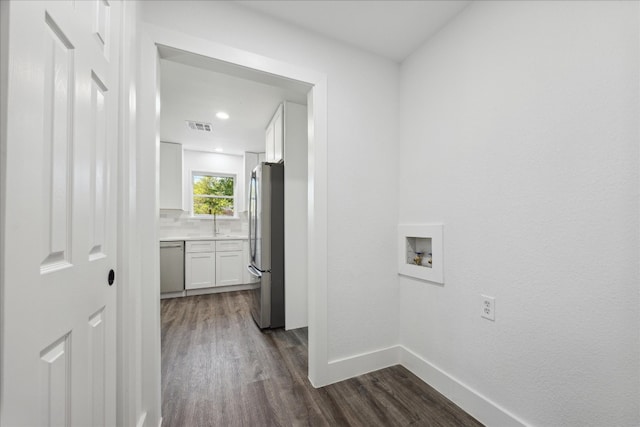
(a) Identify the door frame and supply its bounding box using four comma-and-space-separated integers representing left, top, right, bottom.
0, 0, 8, 415
136, 23, 330, 399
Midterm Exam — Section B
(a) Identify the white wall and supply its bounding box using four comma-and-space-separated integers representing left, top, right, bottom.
284, 101, 309, 329
398, 1, 639, 426
141, 1, 400, 363
182, 149, 245, 214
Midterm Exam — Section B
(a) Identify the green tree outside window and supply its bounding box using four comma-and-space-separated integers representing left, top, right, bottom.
193, 174, 235, 216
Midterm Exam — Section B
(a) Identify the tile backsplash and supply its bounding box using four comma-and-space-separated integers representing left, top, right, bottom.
159, 210, 248, 239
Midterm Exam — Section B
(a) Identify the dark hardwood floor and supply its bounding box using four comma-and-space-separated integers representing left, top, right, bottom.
161, 291, 483, 427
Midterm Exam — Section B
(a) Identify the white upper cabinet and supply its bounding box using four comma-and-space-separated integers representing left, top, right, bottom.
265, 121, 275, 162
265, 104, 284, 163
160, 142, 183, 210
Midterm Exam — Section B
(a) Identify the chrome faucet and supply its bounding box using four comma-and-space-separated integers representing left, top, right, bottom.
209, 208, 218, 235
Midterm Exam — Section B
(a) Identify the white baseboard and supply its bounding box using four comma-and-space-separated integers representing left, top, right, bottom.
160, 284, 259, 300
399, 346, 527, 427
326, 345, 401, 384
322, 344, 526, 427
185, 283, 258, 297
160, 290, 185, 299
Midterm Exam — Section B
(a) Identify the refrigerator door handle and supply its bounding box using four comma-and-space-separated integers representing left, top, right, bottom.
247, 264, 263, 278
249, 171, 258, 262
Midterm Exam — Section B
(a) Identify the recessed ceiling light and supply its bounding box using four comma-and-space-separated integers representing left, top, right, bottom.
216, 111, 229, 120
214, 148, 224, 153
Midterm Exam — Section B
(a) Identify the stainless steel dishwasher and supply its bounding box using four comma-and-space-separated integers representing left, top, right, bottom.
160, 241, 184, 293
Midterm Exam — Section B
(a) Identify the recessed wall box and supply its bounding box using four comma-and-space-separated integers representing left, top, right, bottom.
398, 224, 443, 284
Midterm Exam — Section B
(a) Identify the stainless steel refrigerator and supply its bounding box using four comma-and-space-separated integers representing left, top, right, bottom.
247, 162, 285, 329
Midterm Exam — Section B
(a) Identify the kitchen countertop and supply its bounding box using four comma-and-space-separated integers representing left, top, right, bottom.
160, 235, 248, 242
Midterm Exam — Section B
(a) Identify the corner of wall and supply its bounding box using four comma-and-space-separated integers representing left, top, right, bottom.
399, 346, 527, 427
317, 341, 527, 426
326, 346, 401, 385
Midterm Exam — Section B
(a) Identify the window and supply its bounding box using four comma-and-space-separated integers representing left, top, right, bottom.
192, 172, 235, 216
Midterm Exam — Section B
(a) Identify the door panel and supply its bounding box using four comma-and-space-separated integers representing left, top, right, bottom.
2, 1, 121, 425
41, 12, 74, 272
39, 333, 72, 427
89, 71, 108, 259
93, 0, 111, 56
88, 307, 106, 426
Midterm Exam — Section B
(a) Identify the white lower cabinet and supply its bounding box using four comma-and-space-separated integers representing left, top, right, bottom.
185, 252, 215, 289
185, 239, 247, 290
215, 251, 244, 286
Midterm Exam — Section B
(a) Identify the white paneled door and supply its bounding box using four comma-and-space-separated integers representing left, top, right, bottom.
2, 1, 120, 426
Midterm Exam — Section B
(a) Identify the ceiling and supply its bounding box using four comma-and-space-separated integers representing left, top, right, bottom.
159, 47, 310, 155
235, 0, 471, 63
160, 1, 471, 154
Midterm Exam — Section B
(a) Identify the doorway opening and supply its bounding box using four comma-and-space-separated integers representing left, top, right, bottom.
138, 26, 330, 417
157, 46, 311, 327
157, 45, 311, 339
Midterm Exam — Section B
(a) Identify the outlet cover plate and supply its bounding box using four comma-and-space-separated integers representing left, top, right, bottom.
481, 295, 495, 321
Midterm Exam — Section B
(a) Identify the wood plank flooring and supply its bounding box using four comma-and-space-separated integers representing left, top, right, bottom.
161, 291, 483, 427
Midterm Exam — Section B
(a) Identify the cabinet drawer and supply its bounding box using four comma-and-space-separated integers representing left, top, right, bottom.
186, 240, 215, 253
215, 240, 243, 252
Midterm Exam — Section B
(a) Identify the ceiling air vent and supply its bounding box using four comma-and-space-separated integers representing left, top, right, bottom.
186, 120, 212, 132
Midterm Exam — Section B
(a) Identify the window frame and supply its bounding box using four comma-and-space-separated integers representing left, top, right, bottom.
190, 170, 237, 218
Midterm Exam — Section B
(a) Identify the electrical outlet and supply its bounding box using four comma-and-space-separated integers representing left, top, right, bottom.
481, 295, 495, 321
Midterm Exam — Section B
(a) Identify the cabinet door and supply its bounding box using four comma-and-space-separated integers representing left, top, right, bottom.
273, 105, 284, 162
160, 142, 183, 209
185, 252, 215, 289
265, 121, 275, 162
265, 104, 283, 163
216, 251, 244, 286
